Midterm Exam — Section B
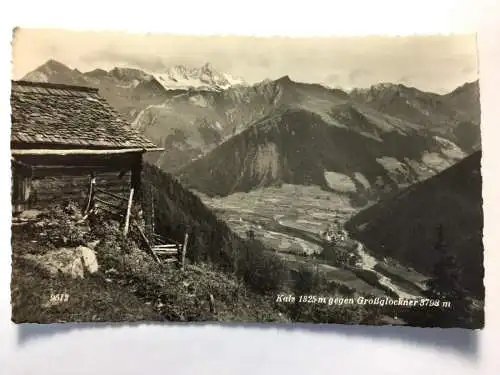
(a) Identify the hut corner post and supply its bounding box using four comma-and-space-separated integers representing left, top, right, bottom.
123, 154, 142, 236
12, 161, 33, 214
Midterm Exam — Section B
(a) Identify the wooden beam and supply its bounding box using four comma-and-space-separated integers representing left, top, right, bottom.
151, 186, 155, 236
12, 147, 164, 156
96, 205, 125, 218
15, 153, 140, 167
83, 176, 96, 215
153, 234, 181, 246
11, 170, 28, 213
17, 174, 32, 210
153, 244, 179, 248
95, 188, 129, 202
208, 293, 216, 314
153, 246, 178, 251
123, 188, 135, 236
181, 233, 189, 270
31, 165, 129, 178
94, 197, 124, 210
153, 249, 178, 255
131, 220, 161, 264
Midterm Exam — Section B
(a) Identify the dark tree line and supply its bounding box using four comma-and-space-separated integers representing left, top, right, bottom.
401, 224, 483, 328
139, 163, 286, 294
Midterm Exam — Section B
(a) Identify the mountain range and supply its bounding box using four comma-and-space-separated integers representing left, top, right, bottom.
22, 59, 245, 121
21, 60, 481, 205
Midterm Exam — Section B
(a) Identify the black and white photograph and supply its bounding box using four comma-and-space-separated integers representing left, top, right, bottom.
9, 28, 484, 328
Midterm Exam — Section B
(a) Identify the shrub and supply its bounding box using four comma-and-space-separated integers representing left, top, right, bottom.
278, 270, 384, 324
320, 243, 361, 268
24, 202, 88, 248
350, 269, 399, 298
337, 283, 356, 296
352, 269, 380, 286
292, 265, 320, 296
236, 238, 286, 294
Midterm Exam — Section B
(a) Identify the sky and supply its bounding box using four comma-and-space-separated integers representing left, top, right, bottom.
11, 28, 479, 93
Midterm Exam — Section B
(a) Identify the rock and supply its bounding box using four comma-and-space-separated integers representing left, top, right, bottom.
70, 258, 85, 279
18, 209, 43, 221
23, 248, 84, 279
78, 246, 99, 274
22, 246, 99, 279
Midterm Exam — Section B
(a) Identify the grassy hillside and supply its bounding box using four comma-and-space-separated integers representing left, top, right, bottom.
11, 193, 289, 323
11, 227, 288, 323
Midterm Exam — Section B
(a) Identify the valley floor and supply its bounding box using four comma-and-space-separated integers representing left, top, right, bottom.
196, 184, 429, 301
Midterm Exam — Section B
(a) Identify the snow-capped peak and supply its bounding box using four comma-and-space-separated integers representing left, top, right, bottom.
109, 67, 152, 82
152, 63, 246, 92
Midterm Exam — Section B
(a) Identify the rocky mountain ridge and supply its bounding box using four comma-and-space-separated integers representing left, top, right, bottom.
21, 60, 481, 200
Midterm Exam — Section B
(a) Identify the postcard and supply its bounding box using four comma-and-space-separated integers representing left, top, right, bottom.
10, 29, 483, 328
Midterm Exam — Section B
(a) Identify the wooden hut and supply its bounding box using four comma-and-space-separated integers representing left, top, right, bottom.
10, 80, 164, 221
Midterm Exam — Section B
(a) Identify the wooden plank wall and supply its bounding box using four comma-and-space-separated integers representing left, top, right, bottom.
27, 171, 131, 210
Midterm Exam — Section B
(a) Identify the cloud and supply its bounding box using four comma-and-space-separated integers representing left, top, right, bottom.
12, 29, 478, 92
324, 73, 341, 83
399, 75, 413, 85
348, 69, 371, 85
461, 63, 477, 75
80, 49, 170, 72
